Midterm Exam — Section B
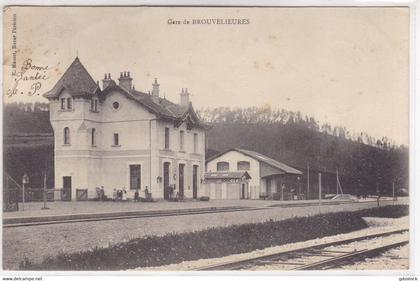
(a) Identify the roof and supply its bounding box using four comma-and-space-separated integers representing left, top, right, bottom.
204, 171, 251, 180
100, 84, 179, 120
43, 57, 209, 129
206, 148, 303, 175
43, 57, 99, 99
101, 84, 207, 128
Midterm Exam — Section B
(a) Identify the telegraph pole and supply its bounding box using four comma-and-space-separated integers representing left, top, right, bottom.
42, 170, 49, 210
22, 173, 29, 211
318, 173, 322, 213
392, 181, 395, 204
336, 168, 339, 195
307, 162, 310, 200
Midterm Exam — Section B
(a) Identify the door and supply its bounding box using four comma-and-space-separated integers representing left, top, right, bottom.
241, 184, 246, 199
227, 183, 240, 199
266, 178, 272, 197
192, 165, 198, 199
163, 162, 170, 200
215, 183, 222, 199
179, 164, 185, 199
62, 176, 72, 201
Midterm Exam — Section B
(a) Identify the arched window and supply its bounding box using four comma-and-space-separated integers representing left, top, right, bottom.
216, 161, 229, 171
91, 128, 96, 146
64, 127, 70, 145
237, 161, 250, 171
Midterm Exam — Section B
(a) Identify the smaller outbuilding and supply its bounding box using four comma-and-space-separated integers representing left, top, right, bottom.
203, 171, 251, 200
206, 148, 303, 200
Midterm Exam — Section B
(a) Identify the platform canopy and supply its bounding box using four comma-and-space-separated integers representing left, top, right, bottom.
204, 171, 251, 181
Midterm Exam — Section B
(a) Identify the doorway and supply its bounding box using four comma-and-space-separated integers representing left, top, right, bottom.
192, 165, 198, 199
163, 162, 170, 200
179, 164, 185, 199
62, 176, 72, 201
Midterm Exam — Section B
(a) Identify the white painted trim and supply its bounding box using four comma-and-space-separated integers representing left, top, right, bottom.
111, 100, 122, 111
190, 160, 201, 167
156, 154, 203, 160
177, 159, 188, 165
56, 154, 150, 159
50, 118, 154, 123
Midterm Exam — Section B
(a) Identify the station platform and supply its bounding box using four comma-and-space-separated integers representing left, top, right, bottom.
3, 197, 396, 226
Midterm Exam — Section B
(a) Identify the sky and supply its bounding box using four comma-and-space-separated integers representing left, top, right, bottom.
3, 6, 409, 145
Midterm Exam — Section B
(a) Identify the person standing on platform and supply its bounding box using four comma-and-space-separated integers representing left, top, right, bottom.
122, 187, 127, 201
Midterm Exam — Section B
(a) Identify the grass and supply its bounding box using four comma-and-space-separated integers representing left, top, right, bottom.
20, 204, 408, 271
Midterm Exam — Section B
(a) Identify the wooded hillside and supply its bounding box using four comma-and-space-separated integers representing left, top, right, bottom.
3, 103, 408, 196
198, 107, 408, 196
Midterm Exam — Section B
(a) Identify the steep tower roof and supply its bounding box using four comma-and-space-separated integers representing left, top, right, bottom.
43, 57, 99, 99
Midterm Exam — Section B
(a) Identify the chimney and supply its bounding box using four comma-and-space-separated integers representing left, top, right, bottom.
152, 78, 160, 97
180, 88, 190, 107
102, 73, 113, 90
118, 71, 133, 92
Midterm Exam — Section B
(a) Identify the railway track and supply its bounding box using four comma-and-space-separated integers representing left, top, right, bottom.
3, 206, 265, 228
192, 228, 409, 271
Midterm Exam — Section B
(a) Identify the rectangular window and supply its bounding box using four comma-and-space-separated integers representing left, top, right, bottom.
61, 98, 66, 110
164, 127, 170, 149
180, 130, 185, 151
113, 133, 119, 146
91, 128, 96, 146
91, 99, 98, 112
193, 133, 198, 153
217, 162, 230, 171
129, 165, 141, 190
237, 161, 251, 171
67, 98, 72, 110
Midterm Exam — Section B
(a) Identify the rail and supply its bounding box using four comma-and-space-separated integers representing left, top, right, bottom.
191, 228, 409, 271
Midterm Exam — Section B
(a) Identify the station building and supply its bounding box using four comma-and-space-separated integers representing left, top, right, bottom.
205, 148, 303, 200
43, 57, 207, 200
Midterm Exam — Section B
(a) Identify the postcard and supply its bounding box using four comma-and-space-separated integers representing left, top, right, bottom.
2, 4, 413, 276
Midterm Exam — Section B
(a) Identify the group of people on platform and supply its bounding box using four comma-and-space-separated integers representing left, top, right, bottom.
112, 188, 128, 201
96, 186, 151, 202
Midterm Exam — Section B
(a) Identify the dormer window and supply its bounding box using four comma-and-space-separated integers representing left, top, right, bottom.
91, 98, 98, 112
67, 98, 72, 110
60, 98, 66, 110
